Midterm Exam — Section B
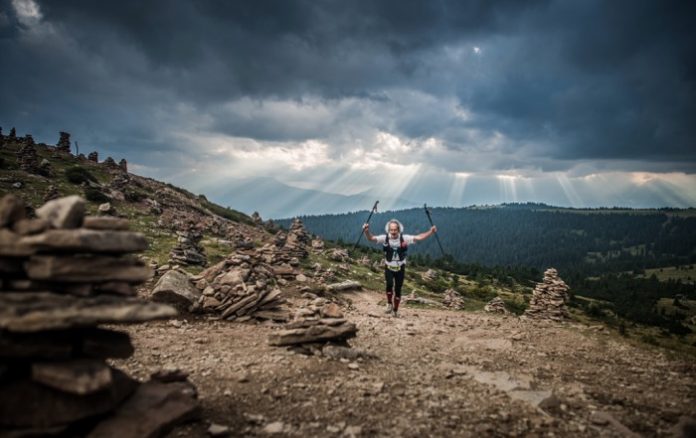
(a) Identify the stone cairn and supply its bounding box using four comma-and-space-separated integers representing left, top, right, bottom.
523, 268, 570, 321
484, 297, 509, 314
268, 300, 357, 354
443, 288, 466, 309
0, 195, 200, 436
283, 218, 311, 259
16, 141, 39, 174
118, 159, 128, 172
87, 151, 98, 163
169, 227, 207, 266
56, 131, 71, 154
251, 211, 263, 226
102, 156, 117, 168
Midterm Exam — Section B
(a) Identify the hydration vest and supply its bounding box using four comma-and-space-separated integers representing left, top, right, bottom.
383, 233, 408, 262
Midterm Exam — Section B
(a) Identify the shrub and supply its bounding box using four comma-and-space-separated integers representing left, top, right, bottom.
124, 189, 146, 203
84, 187, 109, 203
65, 166, 96, 185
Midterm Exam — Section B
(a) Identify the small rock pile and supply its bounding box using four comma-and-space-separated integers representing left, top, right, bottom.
274, 230, 287, 247
328, 248, 350, 262
87, 151, 98, 162
16, 142, 39, 174
0, 195, 199, 436
423, 269, 439, 281
110, 173, 130, 191
443, 288, 466, 309
523, 268, 570, 321
268, 301, 357, 354
484, 297, 509, 314
56, 131, 71, 153
169, 228, 207, 266
118, 158, 128, 172
311, 238, 325, 252
43, 184, 60, 203
251, 211, 263, 226
188, 250, 290, 322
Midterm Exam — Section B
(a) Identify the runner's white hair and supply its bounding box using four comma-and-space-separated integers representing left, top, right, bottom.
385, 219, 404, 234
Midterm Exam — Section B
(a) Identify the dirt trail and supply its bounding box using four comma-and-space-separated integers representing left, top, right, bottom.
112, 289, 696, 437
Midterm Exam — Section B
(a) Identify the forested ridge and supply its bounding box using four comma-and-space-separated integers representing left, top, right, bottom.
278, 204, 696, 277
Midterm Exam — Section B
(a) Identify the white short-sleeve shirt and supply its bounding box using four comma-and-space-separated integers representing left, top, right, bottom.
374, 234, 416, 267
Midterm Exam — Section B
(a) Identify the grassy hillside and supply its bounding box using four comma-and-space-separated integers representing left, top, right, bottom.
0, 132, 257, 270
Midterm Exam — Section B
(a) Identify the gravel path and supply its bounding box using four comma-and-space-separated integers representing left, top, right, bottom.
112, 290, 696, 437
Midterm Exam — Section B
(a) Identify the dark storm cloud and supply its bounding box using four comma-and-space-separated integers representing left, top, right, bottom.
1, 0, 694, 170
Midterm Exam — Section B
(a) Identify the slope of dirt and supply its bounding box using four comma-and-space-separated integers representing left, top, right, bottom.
111, 290, 695, 437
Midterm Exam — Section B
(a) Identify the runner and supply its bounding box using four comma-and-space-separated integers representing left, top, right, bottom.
362, 219, 437, 317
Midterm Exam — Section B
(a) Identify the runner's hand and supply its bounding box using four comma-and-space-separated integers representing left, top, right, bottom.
431, 225, 437, 233
363, 223, 370, 231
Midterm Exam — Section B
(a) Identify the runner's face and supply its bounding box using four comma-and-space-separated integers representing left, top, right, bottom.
388, 223, 399, 237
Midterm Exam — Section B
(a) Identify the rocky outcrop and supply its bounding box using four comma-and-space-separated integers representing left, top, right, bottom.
87, 151, 99, 162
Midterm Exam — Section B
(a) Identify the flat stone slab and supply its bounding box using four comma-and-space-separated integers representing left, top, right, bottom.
20, 229, 147, 253
32, 359, 113, 395
26, 255, 152, 283
83, 216, 130, 231
268, 321, 357, 346
0, 292, 177, 332
0, 328, 133, 360
0, 228, 34, 256
0, 368, 137, 429
88, 381, 200, 438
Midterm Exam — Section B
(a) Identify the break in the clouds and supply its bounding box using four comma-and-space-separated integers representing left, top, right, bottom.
1, 0, 695, 215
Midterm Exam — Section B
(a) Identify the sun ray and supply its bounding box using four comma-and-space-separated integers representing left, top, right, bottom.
555, 173, 583, 207
447, 172, 470, 206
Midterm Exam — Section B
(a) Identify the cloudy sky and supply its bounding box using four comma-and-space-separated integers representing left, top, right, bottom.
1, 0, 695, 215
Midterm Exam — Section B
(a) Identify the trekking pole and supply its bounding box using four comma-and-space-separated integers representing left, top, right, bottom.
353, 200, 379, 250
424, 203, 445, 257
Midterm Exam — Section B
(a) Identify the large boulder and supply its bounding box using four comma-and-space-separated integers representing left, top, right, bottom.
36, 195, 85, 229
152, 270, 201, 309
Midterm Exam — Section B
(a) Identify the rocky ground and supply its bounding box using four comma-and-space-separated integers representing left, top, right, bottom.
112, 290, 696, 437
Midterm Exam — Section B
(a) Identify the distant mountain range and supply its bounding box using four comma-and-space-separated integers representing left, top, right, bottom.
198, 177, 416, 219
193, 173, 696, 220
